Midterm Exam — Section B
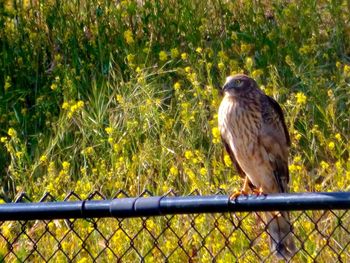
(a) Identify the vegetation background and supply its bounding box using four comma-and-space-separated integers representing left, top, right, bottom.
0, 0, 349, 261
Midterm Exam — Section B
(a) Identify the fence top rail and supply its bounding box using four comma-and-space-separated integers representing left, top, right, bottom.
0, 192, 350, 221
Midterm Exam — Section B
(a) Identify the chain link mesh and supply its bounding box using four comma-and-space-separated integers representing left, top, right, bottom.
0, 191, 349, 262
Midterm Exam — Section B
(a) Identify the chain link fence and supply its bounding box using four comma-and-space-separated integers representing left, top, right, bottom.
0, 191, 350, 262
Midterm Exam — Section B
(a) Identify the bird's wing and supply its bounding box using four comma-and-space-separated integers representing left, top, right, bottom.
265, 95, 291, 147
221, 136, 246, 178
260, 95, 290, 192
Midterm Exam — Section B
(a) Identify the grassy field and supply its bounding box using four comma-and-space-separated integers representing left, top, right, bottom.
0, 0, 349, 261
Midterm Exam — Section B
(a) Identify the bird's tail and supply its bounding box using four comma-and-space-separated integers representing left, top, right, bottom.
265, 211, 296, 261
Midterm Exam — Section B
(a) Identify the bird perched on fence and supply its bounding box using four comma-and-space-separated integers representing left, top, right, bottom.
218, 74, 296, 260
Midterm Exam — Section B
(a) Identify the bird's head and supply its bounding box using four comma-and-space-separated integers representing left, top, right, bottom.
222, 74, 258, 97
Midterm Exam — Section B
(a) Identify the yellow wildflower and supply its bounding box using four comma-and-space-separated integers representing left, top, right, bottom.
70, 104, 78, 113
169, 166, 179, 176
77, 100, 84, 108
170, 48, 179, 59
62, 161, 70, 170
196, 47, 203, 54
344, 64, 350, 77
15, 151, 23, 158
1, 137, 7, 143
77, 256, 89, 263
320, 161, 329, 170
1, 223, 11, 238
335, 161, 342, 170
184, 66, 191, 73
231, 31, 238, 41
293, 155, 302, 163
40, 155, 48, 163
245, 57, 253, 69
289, 164, 298, 173
116, 94, 124, 104
200, 167, 207, 176
327, 90, 334, 99
295, 92, 307, 105
212, 127, 221, 144
184, 150, 193, 160
48, 161, 55, 174
113, 143, 121, 153
218, 51, 228, 61
62, 102, 69, 109
50, 83, 58, 91
105, 127, 113, 135
212, 127, 220, 139
224, 154, 232, 167
294, 132, 302, 141
181, 53, 188, 60
4, 76, 11, 91
185, 168, 196, 181
8, 128, 17, 138
173, 82, 181, 91
85, 147, 94, 155
126, 54, 135, 63
252, 69, 263, 79
241, 43, 251, 53
123, 30, 134, 45
218, 62, 225, 70
328, 141, 335, 151
335, 133, 342, 142
159, 51, 168, 61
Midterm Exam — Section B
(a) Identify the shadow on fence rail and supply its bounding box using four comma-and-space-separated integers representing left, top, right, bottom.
0, 191, 350, 262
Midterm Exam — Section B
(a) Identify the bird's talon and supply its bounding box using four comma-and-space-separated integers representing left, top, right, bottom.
229, 189, 248, 200
252, 187, 264, 196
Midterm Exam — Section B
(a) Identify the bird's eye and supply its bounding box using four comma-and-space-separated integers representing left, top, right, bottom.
235, 79, 241, 85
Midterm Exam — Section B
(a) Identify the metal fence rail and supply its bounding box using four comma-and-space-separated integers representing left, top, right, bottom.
0, 191, 350, 262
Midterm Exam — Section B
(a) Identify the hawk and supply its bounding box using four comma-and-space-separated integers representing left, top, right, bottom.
218, 74, 296, 260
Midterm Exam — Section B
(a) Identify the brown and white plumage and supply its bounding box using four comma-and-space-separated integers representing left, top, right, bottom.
218, 74, 296, 260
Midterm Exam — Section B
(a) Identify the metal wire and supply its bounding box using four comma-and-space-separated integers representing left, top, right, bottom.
0, 191, 349, 262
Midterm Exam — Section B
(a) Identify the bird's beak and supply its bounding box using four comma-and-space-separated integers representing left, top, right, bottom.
222, 83, 232, 92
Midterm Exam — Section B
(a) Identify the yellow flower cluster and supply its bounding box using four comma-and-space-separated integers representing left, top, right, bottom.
7, 128, 17, 138
62, 100, 84, 118
344, 64, 350, 77
295, 92, 307, 105
211, 127, 221, 144
123, 30, 134, 45
50, 76, 60, 91
4, 76, 11, 91
40, 155, 48, 163
173, 82, 181, 91
223, 154, 232, 167
245, 57, 253, 70
170, 48, 179, 59
105, 126, 113, 135
159, 51, 168, 61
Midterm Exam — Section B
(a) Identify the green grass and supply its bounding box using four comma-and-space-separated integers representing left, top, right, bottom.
0, 0, 349, 261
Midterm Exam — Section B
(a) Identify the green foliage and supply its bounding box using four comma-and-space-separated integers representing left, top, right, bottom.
0, 0, 349, 200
